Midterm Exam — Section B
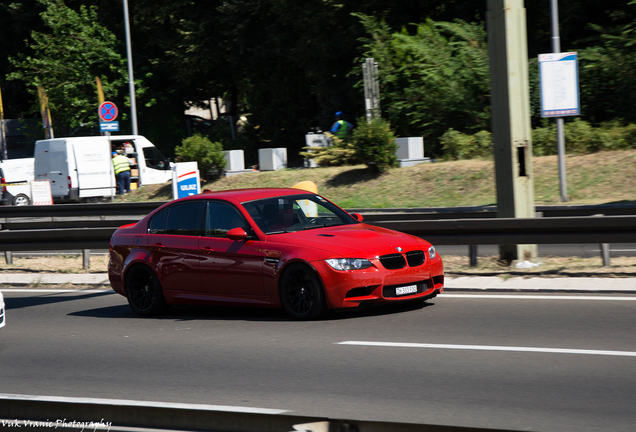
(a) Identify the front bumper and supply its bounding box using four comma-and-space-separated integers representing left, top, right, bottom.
312, 257, 444, 309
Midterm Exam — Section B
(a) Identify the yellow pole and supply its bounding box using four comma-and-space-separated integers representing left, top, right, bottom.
37, 86, 54, 139
96, 76, 105, 105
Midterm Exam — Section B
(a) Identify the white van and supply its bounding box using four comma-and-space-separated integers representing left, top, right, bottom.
0, 158, 35, 206
34, 135, 172, 202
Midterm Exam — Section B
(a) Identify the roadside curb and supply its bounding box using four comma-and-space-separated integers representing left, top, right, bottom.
1, 273, 635, 293
445, 275, 636, 293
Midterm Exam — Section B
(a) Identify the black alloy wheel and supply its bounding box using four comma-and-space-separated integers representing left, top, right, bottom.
125, 265, 170, 316
280, 263, 326, 320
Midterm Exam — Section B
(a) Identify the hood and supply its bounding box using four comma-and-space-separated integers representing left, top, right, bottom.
268, 223, 430, 257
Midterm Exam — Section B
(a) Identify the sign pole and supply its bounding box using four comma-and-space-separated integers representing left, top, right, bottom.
123, 0, 138, 135
551, 0, 569, 202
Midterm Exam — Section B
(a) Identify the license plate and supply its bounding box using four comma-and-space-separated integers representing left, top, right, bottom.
395, 284, 418, 296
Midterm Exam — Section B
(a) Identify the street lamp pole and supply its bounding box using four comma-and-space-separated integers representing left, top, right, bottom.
123, 0, 138, 135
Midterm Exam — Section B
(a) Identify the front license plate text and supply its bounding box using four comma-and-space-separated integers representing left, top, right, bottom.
396, 285, 418, 296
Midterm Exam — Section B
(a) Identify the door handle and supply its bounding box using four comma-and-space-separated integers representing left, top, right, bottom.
199, 246, 214, 253
151, 243, 164, 250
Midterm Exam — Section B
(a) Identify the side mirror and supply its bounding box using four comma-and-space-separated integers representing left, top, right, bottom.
227, 227, 248, 240
351, 213, 364, 222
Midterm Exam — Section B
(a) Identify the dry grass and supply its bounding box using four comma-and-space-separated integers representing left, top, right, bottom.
0, 254, 634, 279
114, 149, 636, 209
0, 255, 109, 274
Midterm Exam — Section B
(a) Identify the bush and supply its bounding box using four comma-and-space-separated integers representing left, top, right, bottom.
300, 135, 358, 167
175, 134, 227, 179
350, 118, 398, 173
532, 119, 636, 155
440, 128, 492, 160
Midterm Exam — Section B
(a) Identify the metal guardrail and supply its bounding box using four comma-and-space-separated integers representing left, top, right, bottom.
0, 393, 517, 432
1, 216, 635, 251
1, 202, 635, 267
1, 201, 636, 220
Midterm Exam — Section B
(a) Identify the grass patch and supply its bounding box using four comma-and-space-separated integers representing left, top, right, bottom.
114, 149, 636, 209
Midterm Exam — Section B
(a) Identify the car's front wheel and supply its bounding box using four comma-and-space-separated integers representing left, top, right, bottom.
125, 265, 170, 316
279, 263, 326, 320
12, 194, 30, 206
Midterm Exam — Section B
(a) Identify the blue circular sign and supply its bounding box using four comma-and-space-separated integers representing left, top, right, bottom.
99, 101, 118, 122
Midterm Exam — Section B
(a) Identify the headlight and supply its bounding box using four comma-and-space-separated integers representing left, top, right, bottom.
428, 245, 437, 260
326, 258, 373, 271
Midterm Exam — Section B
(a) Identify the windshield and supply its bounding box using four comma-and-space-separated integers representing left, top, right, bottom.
242, 194, 358, 234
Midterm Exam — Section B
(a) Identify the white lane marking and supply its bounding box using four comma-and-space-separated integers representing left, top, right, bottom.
337, 341, 636, 357
440, 294, 636, 300
0, 393, 289, 415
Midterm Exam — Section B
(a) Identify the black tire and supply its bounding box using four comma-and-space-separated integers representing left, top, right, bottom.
279, 263, 326, 320
12, 194, 30, 206
125, 265, 170, 316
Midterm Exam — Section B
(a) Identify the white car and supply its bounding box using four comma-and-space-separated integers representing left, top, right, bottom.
0, 290, 5, 328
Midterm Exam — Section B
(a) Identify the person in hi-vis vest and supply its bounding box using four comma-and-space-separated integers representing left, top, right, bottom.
330, 111, 353, 140
112, 151, 131, 195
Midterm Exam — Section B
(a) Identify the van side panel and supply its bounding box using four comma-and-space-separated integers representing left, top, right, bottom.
70, 140, 114, 198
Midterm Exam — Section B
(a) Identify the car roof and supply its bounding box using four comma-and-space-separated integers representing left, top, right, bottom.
189, 188, 315, 204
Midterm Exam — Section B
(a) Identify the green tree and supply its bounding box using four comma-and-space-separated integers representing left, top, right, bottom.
356, 15, 491, 157
8, 0, 126, 135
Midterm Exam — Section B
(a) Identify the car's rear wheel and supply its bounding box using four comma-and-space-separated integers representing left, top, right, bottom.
125, 265, 170, 316
279, 263, 326, 320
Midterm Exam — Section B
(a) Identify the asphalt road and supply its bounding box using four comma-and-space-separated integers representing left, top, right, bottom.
1, 288, 636, 431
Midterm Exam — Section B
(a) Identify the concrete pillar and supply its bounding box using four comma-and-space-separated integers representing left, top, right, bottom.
487, 0, 537, 263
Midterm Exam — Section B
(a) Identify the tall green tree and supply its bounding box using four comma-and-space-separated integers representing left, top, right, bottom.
8, 0, 127, 135
356, 14, 490, 156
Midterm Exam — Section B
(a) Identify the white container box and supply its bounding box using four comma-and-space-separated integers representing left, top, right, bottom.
223, 150, 245, 171
259, 148, 287, 171
304, 133, 331, 168
395, 137, 424, 160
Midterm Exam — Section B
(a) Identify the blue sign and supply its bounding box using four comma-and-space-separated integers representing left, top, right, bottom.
100, 121, 120, 132
99, 101, 118, 122
172, 162, 201, 199
177, 176, 199, 199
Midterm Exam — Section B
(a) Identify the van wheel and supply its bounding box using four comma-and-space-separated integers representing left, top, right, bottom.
12, 194, 30, 206
81, 197, 103, 203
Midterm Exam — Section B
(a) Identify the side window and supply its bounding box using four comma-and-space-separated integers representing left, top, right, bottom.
142, 146, 169, 170
164, 202, 205, 236
206, 202, 247, 237
149, 208, 168, 234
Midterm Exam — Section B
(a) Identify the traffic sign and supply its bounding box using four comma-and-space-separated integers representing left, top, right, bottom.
539, 52, 580, 117
100, 121, 120, 132
98, 101, 118, 122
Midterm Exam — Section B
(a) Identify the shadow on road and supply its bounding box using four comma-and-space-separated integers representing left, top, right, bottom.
69, 298, 437, 322
4, 290, 115, 310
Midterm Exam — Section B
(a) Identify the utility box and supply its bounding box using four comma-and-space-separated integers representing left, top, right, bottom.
224, 150, 245, 171
259, 148, 287, 171
304, 133, 331, 168
395, 137, 429, 167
